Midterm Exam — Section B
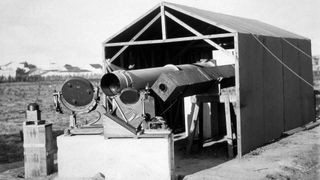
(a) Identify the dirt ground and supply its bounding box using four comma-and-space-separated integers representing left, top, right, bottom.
184, 123, 320, 180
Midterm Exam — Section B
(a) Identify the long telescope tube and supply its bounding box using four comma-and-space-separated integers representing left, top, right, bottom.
100, 62, 219, 96
100, 65, 179, 96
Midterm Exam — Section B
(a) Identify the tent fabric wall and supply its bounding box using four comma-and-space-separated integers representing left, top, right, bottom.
298, 40, 314, 126
237, 33, 314, 155
282, 38, 302, 130
262, 36, 284, 142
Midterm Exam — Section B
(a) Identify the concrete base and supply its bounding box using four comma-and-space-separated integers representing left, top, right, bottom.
56, 135, 174, 180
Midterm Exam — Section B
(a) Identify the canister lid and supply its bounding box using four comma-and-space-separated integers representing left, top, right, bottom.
27, 103, 39, 111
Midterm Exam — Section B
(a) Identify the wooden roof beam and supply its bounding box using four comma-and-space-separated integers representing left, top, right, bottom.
109, 13, 161, 63
104, 33, 235, 47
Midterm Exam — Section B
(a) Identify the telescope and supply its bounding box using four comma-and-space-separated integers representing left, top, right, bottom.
100, 61, 234, 101
54, 61, 234, 137
99, 61, 234, 137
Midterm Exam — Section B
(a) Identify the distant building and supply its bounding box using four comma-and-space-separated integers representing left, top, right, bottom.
313, 55, 320, 71
0, 61, 103, 80
0, 61, 30, 78
313, 56, 320, 89
41, 64, 102, 78
41, 70, 93, 77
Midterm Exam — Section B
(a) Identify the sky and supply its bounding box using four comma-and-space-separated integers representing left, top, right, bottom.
0, 0, 319, 68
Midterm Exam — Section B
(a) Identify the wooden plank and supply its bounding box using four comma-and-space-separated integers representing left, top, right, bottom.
238, 33, 265, 155
298, 40, 315, 125
186, 102, 200, 154
160, 3, 167, 40
234, 33, 242, 157
104, 33, 235, 47
224, 99, 234, 158
305, 120, 320, 130
282, 38, 302, 130
202, 102, 212, 139
282, 126, 305, 136
198, 103, 204, 150
263, 36, 284, 141
110, 13, 161, 63
283, 120, 320, 135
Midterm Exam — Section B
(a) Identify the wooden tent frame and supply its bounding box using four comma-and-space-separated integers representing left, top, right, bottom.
104, 2, 236, 62
103, 2, 241, 156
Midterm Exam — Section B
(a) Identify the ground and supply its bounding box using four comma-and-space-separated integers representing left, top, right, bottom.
183, 123, 320, 180
0, 81, 319, 179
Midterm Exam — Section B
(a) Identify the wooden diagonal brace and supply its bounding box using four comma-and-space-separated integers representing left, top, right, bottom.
165, 11, 234, 58
110, 13, 161, 63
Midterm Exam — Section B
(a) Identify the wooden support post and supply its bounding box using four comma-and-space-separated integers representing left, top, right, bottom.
186, 94, 235, 157
160, 3, 167, 40
198, 103, 204, 150
186, 101, 200, 154
223, 96, 234, 158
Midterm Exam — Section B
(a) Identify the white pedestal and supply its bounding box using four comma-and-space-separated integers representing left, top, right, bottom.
56, 135, 174, 180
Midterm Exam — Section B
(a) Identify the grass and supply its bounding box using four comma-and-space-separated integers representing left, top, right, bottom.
0, 81, 93, 164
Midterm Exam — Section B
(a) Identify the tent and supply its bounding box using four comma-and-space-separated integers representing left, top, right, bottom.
103, 2, 314, 156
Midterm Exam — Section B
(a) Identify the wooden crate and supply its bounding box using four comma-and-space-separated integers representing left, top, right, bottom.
24, 147, 54, 177
23, 122, 53, 151
23, 123, 54, 178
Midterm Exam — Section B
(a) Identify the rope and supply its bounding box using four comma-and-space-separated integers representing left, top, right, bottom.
281, 37, 312, 59
251, 34, 314, 88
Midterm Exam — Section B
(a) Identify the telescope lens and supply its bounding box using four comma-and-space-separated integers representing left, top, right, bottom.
159, 84, 167, 92
61, 77, 94, 107
119, 88, 140, 104
100, 73, 121, 96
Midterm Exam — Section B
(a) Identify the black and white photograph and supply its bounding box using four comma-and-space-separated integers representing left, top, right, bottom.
0, 0, 319, 179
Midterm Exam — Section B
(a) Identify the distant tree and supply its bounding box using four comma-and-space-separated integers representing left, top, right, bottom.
8, 75, 13, 82
0, 75, 5, 83
26, 63, 36, 69
16, 67, 28, 81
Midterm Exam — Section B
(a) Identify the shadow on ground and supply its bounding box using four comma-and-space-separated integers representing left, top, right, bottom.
174, 139, 231, 179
